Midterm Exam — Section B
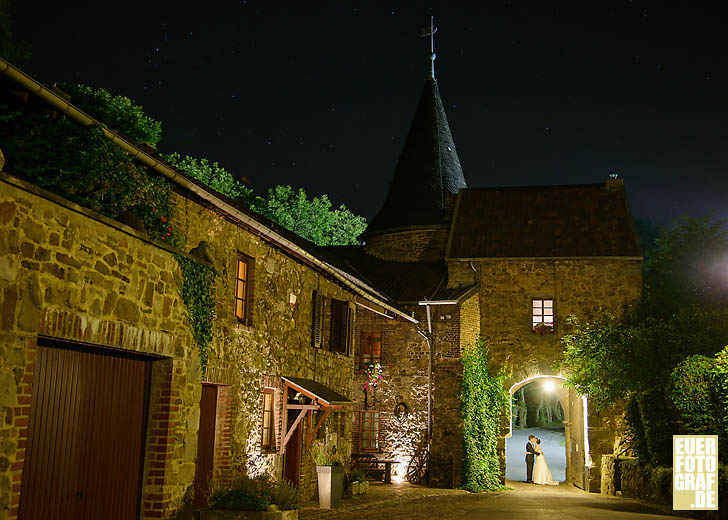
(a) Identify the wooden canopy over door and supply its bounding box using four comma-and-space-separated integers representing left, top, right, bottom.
18, 339, 154, 520
279, 377, 353, 456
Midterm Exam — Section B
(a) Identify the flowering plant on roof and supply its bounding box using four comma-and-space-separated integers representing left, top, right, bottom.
361, 362, 383, 390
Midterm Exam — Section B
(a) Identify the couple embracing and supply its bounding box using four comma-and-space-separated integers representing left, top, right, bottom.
525, 434, 558, 485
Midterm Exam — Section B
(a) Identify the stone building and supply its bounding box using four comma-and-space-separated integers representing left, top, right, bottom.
0, 48, 642, 520
0, 60, 415, 519
329, 74, 642, 492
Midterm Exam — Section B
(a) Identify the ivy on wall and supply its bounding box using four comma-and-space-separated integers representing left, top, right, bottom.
461, 338, 509, 492
174, 254, 217, 375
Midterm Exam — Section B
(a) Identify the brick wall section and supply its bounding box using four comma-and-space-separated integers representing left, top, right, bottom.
364, 228, 449, 262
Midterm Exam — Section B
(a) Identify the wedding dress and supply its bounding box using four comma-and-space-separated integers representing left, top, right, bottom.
532, 445, 558, 485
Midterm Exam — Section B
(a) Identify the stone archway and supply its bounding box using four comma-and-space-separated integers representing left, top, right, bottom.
503, 374, 592, 489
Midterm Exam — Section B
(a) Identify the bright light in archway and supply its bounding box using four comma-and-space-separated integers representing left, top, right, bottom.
543, 380, 556, 393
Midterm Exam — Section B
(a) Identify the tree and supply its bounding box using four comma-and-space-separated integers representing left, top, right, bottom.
61, 83, 162, 146
561, 216, 728, 409
251, 186, 367, 246
162, 152, 254, 206
641, 215, 728, 318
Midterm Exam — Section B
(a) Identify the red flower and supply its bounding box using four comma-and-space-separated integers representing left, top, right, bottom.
160, 216, 167, 223
166, 231, 171, 236
167, 226, 172, 232
161, 236, 166, 241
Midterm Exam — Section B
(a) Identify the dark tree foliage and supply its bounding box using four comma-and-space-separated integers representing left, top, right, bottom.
640, 215, 728, 318
60, 83, 162, 146
3, 113, 168, 218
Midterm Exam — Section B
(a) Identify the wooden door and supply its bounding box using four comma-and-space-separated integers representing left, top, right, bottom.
194, 384, 218, 508
19, 342, 151, 520
283, 411, 303, 486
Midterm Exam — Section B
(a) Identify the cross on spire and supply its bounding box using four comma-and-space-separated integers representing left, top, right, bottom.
421, 16, 438, 79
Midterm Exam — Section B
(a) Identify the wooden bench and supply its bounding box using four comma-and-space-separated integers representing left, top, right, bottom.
351, 453, 386, 482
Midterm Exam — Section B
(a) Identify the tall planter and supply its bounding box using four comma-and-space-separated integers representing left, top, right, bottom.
316, 465, 344, 509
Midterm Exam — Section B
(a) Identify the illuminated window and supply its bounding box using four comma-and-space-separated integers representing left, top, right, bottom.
360, 332, 382, 365
532, 299, 554, 332
235, 255, 252, 324
261, 388, 274, 450
359, 410, 379, 451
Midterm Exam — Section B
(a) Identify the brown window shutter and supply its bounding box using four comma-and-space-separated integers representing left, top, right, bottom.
246, 258, 255, 327
312, 291, 323, 348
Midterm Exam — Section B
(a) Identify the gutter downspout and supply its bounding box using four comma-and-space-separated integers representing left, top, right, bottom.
0, 58, 416, 324
417, 300, 434, 453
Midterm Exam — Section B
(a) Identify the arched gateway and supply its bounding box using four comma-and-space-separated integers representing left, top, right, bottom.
506, 374, 590, 489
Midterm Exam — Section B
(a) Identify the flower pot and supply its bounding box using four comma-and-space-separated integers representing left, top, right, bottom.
361, 480, 369, 494
316, 465, 344, 509
351, 481, 360, 495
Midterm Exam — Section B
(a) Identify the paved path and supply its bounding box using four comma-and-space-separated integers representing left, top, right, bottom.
506, 427, 567, 482
300, 481, 691, 520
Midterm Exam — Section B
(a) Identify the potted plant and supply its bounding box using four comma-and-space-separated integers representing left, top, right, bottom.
349, 469, 368, 496
311, 439, 344, 509
201, 472, 300, 519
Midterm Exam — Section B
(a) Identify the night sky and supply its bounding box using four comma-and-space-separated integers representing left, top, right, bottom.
11, 2, 728, 226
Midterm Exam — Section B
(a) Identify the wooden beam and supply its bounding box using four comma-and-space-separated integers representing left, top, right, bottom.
287, 404, 319, 410
282, 408, 307, 450
306, 408, 331, 450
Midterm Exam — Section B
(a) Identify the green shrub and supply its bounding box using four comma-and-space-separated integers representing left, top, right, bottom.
624, 393, 649, 462
271, 479, 300, 511
5, 114, 169, 219
61, 83, 162, 146
350, 469, 366, 483
713, 347, 728, 463
638, 388, 678, 467
461, 338, 509, 492
209, 473, 300, 512
650, 466, 673, 505
671, 355, 720, 434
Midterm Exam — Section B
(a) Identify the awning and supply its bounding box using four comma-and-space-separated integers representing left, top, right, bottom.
280, 377, 353, 454
281, 376, 353, 407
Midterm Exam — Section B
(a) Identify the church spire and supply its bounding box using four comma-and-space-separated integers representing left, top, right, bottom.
363, 61, 467, 238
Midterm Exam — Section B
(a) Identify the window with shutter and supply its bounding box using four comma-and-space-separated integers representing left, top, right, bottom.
311, 291, 324, 348
330, 299, 349, 354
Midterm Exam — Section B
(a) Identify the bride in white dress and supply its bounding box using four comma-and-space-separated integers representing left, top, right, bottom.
532, 438, 559, 485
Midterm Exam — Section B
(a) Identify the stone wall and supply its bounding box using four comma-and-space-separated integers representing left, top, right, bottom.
0, 173, 198, 519
470, 258, 642, 491
0, 172, 364, 518
363, 227, 449, 262
350, 305, 428, 482
167, 190, 359, 501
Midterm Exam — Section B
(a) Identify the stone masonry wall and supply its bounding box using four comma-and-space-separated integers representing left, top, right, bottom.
350, 305, 428, 482
0, 171, 363, 518
364, 228, 449, 262
170, 190, 356, 501
471, 258, 642, 490
0, 174, 198, 520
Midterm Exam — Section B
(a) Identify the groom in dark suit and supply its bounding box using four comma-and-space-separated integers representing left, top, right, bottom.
525, 434, 539, 483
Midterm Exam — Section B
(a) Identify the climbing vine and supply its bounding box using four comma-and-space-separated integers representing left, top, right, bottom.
461, 338, 509, 492
174, 255, 217, 375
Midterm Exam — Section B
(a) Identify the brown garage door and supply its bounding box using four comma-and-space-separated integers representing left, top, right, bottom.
19, 340, 152, 520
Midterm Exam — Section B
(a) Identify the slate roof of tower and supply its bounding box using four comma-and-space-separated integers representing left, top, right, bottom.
446, 182, 643, 259
364, 78, 467, 237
